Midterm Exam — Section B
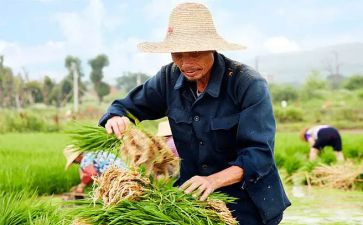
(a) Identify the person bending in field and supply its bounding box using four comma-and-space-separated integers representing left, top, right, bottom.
300, 125, 344, 161
63, 147, 127, 193
156, 120, 179, 157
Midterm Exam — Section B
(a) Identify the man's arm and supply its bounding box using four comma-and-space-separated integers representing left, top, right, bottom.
73, 165, 98, 193
180, 166, 243, 201
99, 68, 168, 129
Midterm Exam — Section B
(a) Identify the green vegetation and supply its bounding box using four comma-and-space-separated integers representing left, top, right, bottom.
0, 191, 66, 225
0, 131, 362, 224
0, 133, 78, 194
89, 54, 111, 103
275, 132, 363, 184
71, 179, 235, 225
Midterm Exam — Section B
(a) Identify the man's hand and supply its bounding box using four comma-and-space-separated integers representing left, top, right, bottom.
180, 176, 217, 201
70, 183, 86, 193
180, 166, 243, 201
105, 116, 130, 139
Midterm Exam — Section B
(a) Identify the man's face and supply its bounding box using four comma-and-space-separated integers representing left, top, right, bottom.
171, 51, 214, 81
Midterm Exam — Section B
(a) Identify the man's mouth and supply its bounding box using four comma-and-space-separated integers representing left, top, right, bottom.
183, 69, 201, 77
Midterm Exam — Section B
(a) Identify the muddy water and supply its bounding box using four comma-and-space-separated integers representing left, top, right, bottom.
281, 186, 363, 225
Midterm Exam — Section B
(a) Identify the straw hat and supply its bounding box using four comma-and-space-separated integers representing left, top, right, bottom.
63, 145, 82, 170
156, 120, 172, 137
138, 2, 246, 53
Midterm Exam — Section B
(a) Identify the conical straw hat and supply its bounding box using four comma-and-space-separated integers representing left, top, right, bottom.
138, 2, 246, 53
156, 120, 172, 137
63, 145, 82, 170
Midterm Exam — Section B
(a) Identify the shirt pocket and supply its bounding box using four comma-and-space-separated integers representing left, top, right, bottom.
210, 113, 240, 152
168, 108, 193, 143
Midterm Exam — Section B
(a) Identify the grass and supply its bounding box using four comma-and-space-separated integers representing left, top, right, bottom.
0, 191, 66, 225
0, 133, 79, 194
0, 131, 362, 224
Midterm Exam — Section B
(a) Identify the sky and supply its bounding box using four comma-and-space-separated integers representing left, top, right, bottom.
0, 0, 362, 82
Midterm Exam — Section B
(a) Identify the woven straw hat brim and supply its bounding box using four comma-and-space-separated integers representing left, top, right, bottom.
64, 145, 82, 170
137, 2, 246, 53
138, 37, 246, 53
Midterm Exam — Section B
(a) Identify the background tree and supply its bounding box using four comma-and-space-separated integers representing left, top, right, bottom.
0, 55, 4, 107
43, 76, 54, 105
116, 72, 150, 93
300, 70, 327, 100
269, 84, 299, 103
25, 81, 43, 103
344, 74, 363, 90
64, 55, 86, 103
0, 64, 15, 107
89, 54, 110, 102
13, 74, 26, 108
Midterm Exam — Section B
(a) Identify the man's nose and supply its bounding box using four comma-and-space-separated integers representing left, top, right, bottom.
181, 54, 195, 64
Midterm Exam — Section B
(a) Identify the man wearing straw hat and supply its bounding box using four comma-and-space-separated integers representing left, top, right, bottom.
99, 2, 290, 224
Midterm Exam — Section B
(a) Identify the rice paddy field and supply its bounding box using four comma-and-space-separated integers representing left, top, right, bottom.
0, 131, 362, 225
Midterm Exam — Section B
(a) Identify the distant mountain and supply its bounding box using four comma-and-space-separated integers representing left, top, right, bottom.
249, 43, 363, 84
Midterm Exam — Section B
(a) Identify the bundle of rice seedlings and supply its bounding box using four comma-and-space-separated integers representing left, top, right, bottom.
308, 161, 363, 190
92, 167, 149, 206
69, 167, 237, 225
67, 123, 236, 224
121, 127, 180, 177
68, 123, 180, 178
68, 123, 121, 155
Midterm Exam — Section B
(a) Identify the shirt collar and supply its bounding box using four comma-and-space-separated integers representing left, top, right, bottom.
173, 52, 225, 98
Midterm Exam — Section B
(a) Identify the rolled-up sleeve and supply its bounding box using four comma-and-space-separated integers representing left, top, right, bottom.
230, 79, 275, 189
99, 68, 167, 126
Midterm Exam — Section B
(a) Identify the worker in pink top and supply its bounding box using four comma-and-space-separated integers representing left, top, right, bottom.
156, 120, 179, 157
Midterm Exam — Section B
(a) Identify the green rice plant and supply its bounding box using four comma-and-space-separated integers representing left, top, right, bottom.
0, 133, 79, 194
0, 190, 65, 225
68, 177, 236, 225
274, 152, 285, 168
284, 153, 304, 176
302, 160, 320, 173
342, 134, 363, 160
320, 148, 337, 165
67, 123, 121, 155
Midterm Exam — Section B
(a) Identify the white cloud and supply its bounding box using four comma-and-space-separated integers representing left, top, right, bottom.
2, 0, 360, 83
55, 0, 107, 55
264, 36, 300, 53
0, 39, 67, 80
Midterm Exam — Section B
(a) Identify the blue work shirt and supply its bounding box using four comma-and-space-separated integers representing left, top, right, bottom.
99, 52, 290, 224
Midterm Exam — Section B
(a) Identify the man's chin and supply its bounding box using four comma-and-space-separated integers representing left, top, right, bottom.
183, 74, 201, 81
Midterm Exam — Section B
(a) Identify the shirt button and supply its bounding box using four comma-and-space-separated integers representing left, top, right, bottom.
193, 116, 200, 121
199, 141, 204, 145
202, 164, 208, 169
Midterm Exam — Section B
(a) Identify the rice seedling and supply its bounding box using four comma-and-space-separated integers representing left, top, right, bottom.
307, 161, 363, 190
68, 167, 237, 225
66, 123, 236, 224
68, 122, 180, 178
0, 190, 65, 225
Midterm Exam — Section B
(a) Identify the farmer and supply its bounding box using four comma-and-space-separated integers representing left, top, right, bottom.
156, 120, 179, 157
64, 146, 127, 193
99, 3, 290, 224
300, 125, 344, 161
